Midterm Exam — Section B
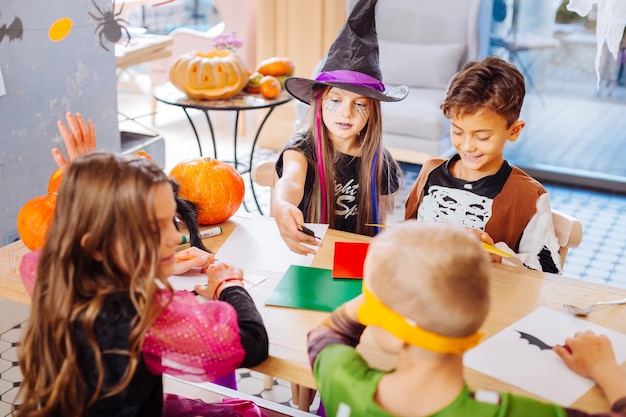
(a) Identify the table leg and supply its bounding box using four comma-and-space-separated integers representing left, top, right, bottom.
201, 110, 218, 159
247, 106, 277, 214
182, 108, 204, 157
290, 383, 316, 412
229, 110, 250, 212
232, 110, 243, 172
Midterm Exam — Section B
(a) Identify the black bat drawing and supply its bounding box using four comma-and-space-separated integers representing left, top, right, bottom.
0, 17, 23, 44
515, 330, 557, 351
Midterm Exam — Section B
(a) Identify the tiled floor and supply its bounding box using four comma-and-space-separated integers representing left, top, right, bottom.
2, 65, 626, 415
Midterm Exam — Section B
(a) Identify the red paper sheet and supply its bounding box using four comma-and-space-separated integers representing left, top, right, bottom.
332, 241, 370, 279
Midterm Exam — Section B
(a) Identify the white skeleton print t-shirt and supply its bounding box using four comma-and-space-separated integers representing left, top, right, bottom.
406, 155, 562, 274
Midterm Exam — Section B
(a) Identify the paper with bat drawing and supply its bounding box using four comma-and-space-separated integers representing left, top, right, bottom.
464, 306, 626, 406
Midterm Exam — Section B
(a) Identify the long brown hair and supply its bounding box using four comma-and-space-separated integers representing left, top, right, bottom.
304, 86, 399, 236
16, 152, 171, 416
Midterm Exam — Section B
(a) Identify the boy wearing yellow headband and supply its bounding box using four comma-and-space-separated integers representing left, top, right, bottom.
307, 222, 626, 417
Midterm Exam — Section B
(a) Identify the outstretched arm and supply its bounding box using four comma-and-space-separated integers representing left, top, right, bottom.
274, 149, 321, 255
51, 112, 96, 172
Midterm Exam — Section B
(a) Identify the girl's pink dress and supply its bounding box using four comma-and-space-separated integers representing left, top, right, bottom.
20, 249, 246, 382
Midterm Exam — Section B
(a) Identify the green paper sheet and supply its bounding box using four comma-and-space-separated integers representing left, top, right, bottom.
265, 265, 362, 312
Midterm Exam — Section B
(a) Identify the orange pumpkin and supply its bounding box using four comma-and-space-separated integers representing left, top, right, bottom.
259, 75, 282, 99
255, 56, 295, 77
47, 168, 63, 195
168, 157, 245, 225
169, 50, 248, 100
134, 150, 153, 160
17, 193, 57, 251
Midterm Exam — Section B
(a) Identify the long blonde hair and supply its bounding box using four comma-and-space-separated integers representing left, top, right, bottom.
16, 152, 171, 416
305, 86, 399, 236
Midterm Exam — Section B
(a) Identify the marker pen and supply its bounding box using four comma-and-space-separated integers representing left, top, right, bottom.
300, 225, 321, 240
180, 226, 222, 244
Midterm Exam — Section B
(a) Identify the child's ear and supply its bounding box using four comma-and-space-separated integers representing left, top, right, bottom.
508, 120, 525, 142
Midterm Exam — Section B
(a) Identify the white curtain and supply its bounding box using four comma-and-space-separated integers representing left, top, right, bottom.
567, 0, 626, 86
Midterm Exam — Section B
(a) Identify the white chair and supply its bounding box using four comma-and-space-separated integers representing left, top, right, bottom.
250, 160, 278, 217
551, 209, 583, 268
148, 22, 226, 123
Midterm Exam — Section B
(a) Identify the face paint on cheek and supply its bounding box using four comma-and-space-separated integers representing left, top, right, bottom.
355, 106, 368, 119
323, 99, 339, 113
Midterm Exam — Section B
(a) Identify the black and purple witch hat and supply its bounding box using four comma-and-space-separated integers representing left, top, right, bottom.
284, 0, 408, 104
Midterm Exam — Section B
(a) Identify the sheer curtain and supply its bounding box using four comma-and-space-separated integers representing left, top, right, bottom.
566, 0, 626, 85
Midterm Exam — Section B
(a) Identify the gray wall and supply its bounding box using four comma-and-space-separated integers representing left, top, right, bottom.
0, 0, 120, 244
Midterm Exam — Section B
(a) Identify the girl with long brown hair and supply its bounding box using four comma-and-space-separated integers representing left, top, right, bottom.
273, 0, 408, 255
16, 152, 267, 416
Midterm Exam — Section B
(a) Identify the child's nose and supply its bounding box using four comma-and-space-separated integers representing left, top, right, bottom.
339, 102, 354, 117
459, 135, 475, 151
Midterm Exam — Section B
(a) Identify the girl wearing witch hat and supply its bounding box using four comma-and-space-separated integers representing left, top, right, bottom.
273, 0, 409, 255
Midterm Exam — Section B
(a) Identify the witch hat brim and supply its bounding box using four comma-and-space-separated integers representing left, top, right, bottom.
284, 0, 408, 104
284, 75, 409, 104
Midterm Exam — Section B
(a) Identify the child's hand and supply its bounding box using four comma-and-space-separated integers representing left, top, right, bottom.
553, 331, 617, 380
274, 201, 321, 255
194, 262, 244, 300
554, 331, 626, 407
466, 228, 502, 263
52, 112, 96, 172
173, 246, 215, 275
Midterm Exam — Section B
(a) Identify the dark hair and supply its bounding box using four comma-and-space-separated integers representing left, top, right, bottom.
441, 56, 526, 128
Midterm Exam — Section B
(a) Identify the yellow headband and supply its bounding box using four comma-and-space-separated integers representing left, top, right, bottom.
357, 283, 483, 355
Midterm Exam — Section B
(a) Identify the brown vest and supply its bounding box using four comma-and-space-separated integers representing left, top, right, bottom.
404, 159, 546, 251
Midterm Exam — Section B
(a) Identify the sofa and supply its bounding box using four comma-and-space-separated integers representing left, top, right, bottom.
295, 0, 493, 160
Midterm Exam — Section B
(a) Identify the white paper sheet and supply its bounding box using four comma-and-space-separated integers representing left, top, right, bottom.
464, 306, 626, 406
215, 216, 329, 273
0, 69, 6, 97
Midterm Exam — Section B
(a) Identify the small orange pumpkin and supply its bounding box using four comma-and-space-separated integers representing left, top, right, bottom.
255, 56, 295, 77
17, 193, 57, 251
169, 50, 248, 100
259, 75, 282, 99
168, 157, 245, 225
47, 168, 63, 195
19, 151, 153, 251
134, 150, 153, 160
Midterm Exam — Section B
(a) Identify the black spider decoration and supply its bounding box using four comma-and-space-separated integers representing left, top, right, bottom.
88, 0, 130, 51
